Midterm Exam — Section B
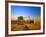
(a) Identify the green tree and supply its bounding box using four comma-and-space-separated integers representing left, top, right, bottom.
18, 16, 24, 25
18, 16, 24, 21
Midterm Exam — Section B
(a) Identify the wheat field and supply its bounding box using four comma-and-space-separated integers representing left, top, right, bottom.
11, 16, 41, 31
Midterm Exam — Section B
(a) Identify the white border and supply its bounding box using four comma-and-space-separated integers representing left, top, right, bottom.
8, 3, 43, 34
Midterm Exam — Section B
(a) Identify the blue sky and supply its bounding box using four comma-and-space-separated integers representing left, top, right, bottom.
11, 5, 41, 17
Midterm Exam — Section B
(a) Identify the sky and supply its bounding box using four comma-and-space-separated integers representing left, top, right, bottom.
11, 5, 41, 18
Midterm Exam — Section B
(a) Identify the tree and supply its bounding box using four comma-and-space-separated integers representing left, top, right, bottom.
18, 16, 24, 21
18, 16, 24, 25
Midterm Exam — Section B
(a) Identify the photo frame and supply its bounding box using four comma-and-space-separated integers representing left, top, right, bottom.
5, 1, 45, 37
